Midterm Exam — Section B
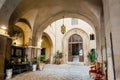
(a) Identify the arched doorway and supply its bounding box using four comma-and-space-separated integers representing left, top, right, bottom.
68, 34, 84, 62
62, 28, 90, 64
40, 33, 53, 63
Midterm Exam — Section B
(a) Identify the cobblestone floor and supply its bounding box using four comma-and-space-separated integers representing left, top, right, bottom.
10, 63, 91, 80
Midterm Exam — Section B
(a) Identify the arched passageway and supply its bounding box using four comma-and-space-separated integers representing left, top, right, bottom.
2, 0, 117, 80
41, 18, 96, 64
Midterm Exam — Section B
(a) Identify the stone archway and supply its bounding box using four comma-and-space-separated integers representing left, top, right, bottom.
62, 28, 90, 64
38, 32, 53, 63
15, 21, 32, 46
34, 12, 100, 62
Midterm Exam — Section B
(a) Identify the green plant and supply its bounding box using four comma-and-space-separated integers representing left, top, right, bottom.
87, 50, 96, 63
54, 50, 63, 64
33, 57, 37, 64
54, 50, 63, 59
37, 55, 46, 62
104, 61, 107, 68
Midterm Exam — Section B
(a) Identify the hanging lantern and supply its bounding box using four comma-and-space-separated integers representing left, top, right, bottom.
61, 16, 66, 34
61, 24, 66, 34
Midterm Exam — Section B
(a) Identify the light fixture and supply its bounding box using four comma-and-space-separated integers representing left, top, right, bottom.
1, 25, 7, 30
61, 16, 66, 34
40, 39, 43, 43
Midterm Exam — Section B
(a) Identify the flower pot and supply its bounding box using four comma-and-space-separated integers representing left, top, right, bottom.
55, 58, 61, 64
39, 61, 44, 70
6, 69, 12, 79
32, 64, 37, 71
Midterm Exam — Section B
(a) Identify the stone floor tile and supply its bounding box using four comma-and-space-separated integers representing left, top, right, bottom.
10, 64, 91, 80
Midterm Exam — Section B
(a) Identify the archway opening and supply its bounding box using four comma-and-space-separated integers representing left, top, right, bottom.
68, 34, 83, 62
40, 18, 96, 64
40, 33, 53, 64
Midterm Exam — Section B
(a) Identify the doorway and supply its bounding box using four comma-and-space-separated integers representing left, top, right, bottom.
41, 33, 53, 63
41, 48, 46, 55
68, 34, 84, 62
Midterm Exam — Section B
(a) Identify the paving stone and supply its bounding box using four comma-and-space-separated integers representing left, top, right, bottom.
10, 64, 91, 80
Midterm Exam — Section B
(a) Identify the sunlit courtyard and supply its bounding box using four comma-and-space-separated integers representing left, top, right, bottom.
10, 64, 91, 80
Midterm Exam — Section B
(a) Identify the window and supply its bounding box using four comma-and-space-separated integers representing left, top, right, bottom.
71, 18, 78, 25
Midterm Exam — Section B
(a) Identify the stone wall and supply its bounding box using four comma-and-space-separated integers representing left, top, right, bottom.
109, 0, 120, 79
103, 0, 120, 79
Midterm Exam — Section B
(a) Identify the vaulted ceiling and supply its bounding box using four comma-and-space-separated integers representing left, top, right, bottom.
9, 0, 103, 30
0, 0, 103, 43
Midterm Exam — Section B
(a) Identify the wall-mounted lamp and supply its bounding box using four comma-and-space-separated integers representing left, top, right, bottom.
40, 39, 43, 43
0, 25, 8, 36
0, 25, 7, 30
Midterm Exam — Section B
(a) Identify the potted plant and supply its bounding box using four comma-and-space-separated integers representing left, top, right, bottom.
87, 49, 96, 65
54, 50, 63, 64
104, 61, 107, 80
37, 55, 45, 70
5, 60, 13, 79
32, 57, 37, 71
104, 61, 107, 69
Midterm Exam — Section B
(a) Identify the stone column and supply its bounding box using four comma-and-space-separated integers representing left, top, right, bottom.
25, 46, 33, 61
0, 35, 12, 80
107, 0, 120, 79
96, 26, 102, 63
100, 14, 107, 74
103, 0, 115, 79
